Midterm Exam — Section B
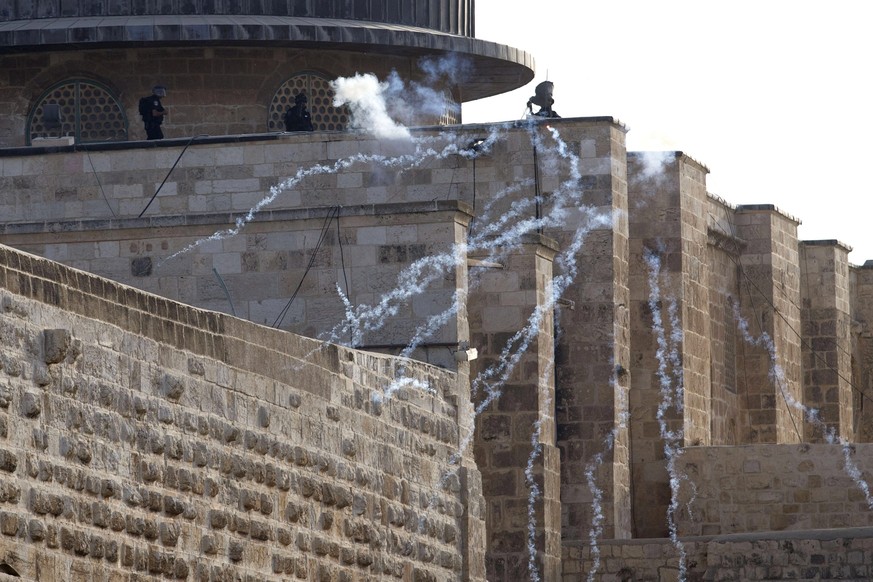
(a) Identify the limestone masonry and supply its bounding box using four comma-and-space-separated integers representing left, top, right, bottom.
0, 244, 485, 581
1, 118, 872, 581
3, 1, 873, 580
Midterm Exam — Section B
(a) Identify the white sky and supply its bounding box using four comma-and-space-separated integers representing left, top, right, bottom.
463, 0, 873, 264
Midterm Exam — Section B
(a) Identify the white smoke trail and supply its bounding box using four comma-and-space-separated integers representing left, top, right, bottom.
336, 282, 362, 347
582, 365, 630, 582
419, 53, 474, 86
318, 122, 594, 402
438, 200, 608, 499
382, 71, 459, 127
391, 123, 610, 529
159, 131, 498, 267
584, 434, 610, 582
643, 247, 688, 580
158, 104, 631, 582
524, 357, 558, 582
525, 421, 545, 582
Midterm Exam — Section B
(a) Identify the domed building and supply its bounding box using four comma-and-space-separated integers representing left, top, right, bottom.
0, 0, 534, 146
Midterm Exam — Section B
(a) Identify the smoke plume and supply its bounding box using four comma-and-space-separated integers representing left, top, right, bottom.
331, 73, 412, 140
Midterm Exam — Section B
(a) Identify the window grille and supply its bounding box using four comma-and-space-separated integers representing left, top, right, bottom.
27, 79, 128, 144
268, 72, 350, 132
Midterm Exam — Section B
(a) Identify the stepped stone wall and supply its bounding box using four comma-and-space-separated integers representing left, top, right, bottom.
0, 244, 486, 581
3, 119, 873, 579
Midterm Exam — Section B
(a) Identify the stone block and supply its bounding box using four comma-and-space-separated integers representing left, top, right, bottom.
0, 512, 19, 536
43, 328, 72, 364
19, 392, 40, 418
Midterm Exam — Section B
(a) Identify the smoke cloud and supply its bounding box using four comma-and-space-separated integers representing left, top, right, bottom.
331, 73, 412, 140
331, 55, 469, 139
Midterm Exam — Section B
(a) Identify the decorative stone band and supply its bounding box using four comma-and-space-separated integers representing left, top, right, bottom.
0, 0, 477, 37
0, 16, 534, 102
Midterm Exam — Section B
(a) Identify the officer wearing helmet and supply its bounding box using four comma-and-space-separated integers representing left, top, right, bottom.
139, 85, 167, 140
283, 92, 314, 132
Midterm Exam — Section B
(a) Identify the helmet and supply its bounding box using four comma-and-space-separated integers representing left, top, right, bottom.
152, 85, 167, 97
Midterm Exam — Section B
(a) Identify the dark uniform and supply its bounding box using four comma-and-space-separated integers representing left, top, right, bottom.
527, 81, 560, 119
141, 85, 167, 140
283, 93, 314, 132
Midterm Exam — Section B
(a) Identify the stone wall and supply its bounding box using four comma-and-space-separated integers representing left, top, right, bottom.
705, 194, 743, 446
627, 153, 710, 538
0, 243, 486, 581
565, 528, 873, 581
1, 132, 476, 370
551, 120, 632, 543
469, 236, 560, 581
733, 206, 804, 444
0, 118, 637, 550
676, 444, 873, 536
4, 116, 873, 579
850, 264, 873, 442
800, 241, 853, 441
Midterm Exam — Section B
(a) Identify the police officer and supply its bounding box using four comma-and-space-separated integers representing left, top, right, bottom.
140, 85, 167, 140
283, 92, 314, 132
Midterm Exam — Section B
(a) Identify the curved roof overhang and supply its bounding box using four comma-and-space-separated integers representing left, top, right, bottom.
0, 15, 535, 102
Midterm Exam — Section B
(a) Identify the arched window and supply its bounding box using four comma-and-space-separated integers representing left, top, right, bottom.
268, 72, 350, 132
439, 91, 461, 126
27, 79, 128, 144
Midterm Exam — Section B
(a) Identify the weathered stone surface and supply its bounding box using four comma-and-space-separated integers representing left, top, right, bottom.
43, 328, 71, 364
0, 118, 871, 582
0, 242, 481, 580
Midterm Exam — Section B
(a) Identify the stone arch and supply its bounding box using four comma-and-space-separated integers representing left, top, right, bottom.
26, 78, 128, 144
268, 71, 350, 132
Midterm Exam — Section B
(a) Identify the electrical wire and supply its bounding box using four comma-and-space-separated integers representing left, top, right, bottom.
708, 213, 873, 414
212, 267, 236, 317
468, 156, 477, 237
138, 134, 208, 218
336, 208, 350, 297
738, 253, 873, 407
335, 208, 354, 345
83, 147, 116, 217
738, 258, 804, 442
272, 206, 340, 328
532, 140, 543, 235
443, 163, 458, 201
712, 216, 806, 440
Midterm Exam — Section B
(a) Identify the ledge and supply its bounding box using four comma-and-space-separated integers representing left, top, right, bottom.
0, 117, 625, 159
567, 526, 873, 547
0, 200, 475, 237
735, 203, 802, 226
801, 239, 853, 253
